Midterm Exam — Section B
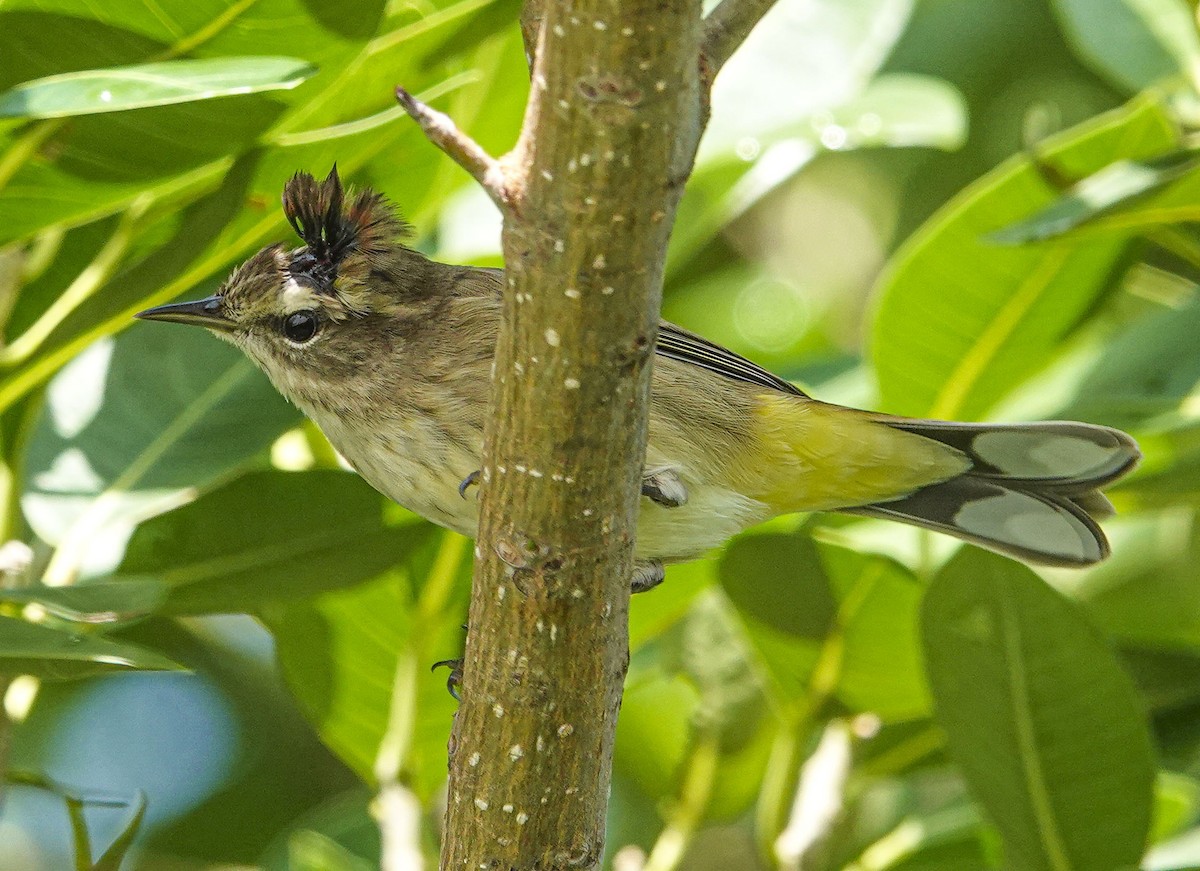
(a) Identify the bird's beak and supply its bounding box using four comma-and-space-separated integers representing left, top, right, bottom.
135, 295, 235, 332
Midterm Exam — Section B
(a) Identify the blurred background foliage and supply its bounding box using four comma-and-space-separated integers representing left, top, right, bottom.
0, 0, 1199, 868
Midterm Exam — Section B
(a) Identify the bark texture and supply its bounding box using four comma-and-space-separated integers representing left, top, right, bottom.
440, 3, 703, 869
403, 0, 782, 867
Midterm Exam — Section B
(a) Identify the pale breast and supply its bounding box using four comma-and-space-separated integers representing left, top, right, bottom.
304, 403, 481, 538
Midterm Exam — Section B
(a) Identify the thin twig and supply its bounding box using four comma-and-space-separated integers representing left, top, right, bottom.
701, 0, 779, 79
519, 0, 545, 70
393, 86, 510, 210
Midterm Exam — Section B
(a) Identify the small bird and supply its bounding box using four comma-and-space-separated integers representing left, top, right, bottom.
137, 168, 1140, 589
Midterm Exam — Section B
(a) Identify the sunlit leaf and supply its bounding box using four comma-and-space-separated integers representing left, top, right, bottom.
114, 470, 435, 615
0, 614, 185, 678
22, 324, 299, 579
1052, 0, 1200, 93
287, 830, 376, 871
262, 530, 470, 798
669, 0, 967, 273
0, 57, 317, 118
1052, 300, 1200, 429
0, 578, 166, 626
922, 549, 1155, 871
992, 152, 1200, 244
872, 96, 1179, 419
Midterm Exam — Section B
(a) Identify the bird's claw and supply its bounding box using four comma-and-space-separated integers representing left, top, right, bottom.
458, 470, 481, 499
432, 658, 463, 700
642, 468, 687, 508
631, 560, 665, 593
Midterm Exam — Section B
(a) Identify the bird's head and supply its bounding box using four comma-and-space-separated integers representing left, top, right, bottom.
137, 167, 429, 407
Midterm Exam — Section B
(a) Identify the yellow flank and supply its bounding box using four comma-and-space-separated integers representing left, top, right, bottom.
742, 394, 972, 515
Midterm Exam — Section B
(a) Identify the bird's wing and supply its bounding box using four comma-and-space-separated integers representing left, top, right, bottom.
655, 322, 807, 397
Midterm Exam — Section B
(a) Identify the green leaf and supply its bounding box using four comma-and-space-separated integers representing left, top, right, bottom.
921, 549, 1156, 871
718, 532, 929, 719
22, 324, 300, 578
1052, 0, 1200, 93
114, 470, 435, 615
669, 0, 966, 273
1153, 771, 1200, 845
92, 788, 147, 871
0, 6, 520, 421
872, 96, 1180, 419
0, 578, 166, 625
616, 594, 778, 822
719, 531, 833, 701
1052, 300, 1200, 430
992, 153, 1200, 244
416, 0, 522, 69
0, 614, 185, 678
0, 57, 317, 118
0, 0, 385, 243
820, 542, 931, 721
1075, 512, 1200, 649
262, 529, 469, 796
287, 830, 375, 871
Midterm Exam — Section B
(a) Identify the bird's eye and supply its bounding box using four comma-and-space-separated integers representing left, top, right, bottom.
282, 310, 319, 343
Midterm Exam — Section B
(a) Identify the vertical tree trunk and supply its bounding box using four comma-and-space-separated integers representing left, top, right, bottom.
440, 4, 702, 867
396, 0, 774, 866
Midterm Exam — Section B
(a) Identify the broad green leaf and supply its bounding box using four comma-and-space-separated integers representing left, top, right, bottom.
1053, 300, 1200, 430
719, 532, 929, 719
0, 13, 522, 423
1114, 420, 1200, 509
719, 531, 834, 701
1052, 0, 1200, 94
263, 530, 470, 797
703, 0, 915, 160
1153, 771, 1200, 845
0, 614, 185, 678
0, 57, 317, 118
415, 0, 522, 68
259, 789, 381, 871
820, 542, 930, 721
922, 549, 1155, 871
872, 97, 1179, 419
22, 323, 299, 579
287, 830, 375, 871
840, 799, 985, 871
672, 0, 965, 274
0, 578, 166, 626
114, 470, 435, 615
1075, 512, 1200, 649
0, 0, 386, 242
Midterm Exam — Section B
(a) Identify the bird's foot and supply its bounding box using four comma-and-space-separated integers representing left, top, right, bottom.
631, 560, 665, 593
432, 658, 463, 700
642, 468, 687, 508
458, 470, 481, 498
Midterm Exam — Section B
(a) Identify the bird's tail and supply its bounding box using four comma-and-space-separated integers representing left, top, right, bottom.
843, 418, 1141, 567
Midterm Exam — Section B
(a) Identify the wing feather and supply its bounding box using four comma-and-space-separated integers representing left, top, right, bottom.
655, 322, 806, 397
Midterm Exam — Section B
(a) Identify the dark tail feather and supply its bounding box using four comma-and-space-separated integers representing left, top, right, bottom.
845, 419, 1141, 567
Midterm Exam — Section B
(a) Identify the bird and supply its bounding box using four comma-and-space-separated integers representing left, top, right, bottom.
136, 167, 1140, 590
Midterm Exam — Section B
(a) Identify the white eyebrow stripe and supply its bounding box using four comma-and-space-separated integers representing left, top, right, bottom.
280, 278, 319, 312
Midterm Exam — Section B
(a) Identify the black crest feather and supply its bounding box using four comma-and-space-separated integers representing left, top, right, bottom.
281, 166, 411, 287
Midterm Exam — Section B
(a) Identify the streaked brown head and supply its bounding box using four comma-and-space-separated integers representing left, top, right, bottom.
136, 167, 431, 399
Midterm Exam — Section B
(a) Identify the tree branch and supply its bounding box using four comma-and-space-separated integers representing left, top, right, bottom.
393, 87, 510, 210
426, 1, 706, 868
701, 0, 778, 79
